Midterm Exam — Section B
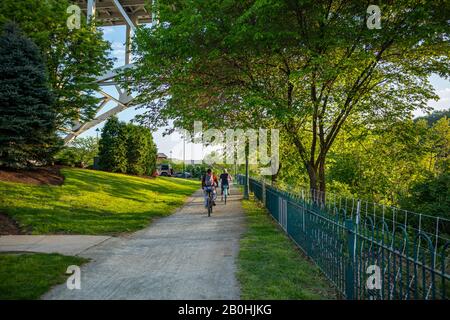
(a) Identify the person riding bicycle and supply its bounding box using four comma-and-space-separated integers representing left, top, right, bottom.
219, 169, 232, 197
202, 168, 218, 207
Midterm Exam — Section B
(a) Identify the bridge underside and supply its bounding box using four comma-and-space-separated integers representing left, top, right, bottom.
65, 0, 153, 144
76, 0, 153, 26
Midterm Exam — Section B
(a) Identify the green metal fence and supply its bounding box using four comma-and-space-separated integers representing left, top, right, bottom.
239, 175, 450, 300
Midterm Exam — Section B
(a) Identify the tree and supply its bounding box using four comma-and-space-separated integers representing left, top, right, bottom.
0, 23, 60, 168
127, 0, 450, 200
55, 137, 99, 168
415, 109, 450, 126
427, 117, 450, 173
399, 172, 450, 233
98, 117, 128, 173
0, 0, 113, 130
141, 128, 157, 176
126, 124, 157, 175
325, 118, 430, 203
98, 118, 157, 175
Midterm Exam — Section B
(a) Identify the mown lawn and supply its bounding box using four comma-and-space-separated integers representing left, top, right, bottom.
238, 197, 337, 300
0, 168, 199, 235
0, 252, 88, 300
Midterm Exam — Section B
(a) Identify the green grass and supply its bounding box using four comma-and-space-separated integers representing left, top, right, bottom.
0, 253, 88, 300
0, 168, 199, 235
238, 197, 337, 300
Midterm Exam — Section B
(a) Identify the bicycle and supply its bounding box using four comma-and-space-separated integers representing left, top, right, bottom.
205, 187, 214, 216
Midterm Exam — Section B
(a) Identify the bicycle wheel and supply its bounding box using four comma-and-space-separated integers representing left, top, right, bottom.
208, 194, 212, 216
224, 187, 228, 204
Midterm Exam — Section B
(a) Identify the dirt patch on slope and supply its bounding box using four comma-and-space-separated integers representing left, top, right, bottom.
0, 213, 23, 235
0, 166, 64, 186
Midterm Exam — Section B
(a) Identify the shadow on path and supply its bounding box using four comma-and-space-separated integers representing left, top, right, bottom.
43, 186, 246, 300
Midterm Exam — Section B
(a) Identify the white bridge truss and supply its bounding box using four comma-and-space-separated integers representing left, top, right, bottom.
65, 0, 155, 144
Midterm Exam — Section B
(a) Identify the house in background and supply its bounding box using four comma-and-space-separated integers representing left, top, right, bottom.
157, 153, 168, 163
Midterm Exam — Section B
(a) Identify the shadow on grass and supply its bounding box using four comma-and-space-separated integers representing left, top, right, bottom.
0, 168, 200, 235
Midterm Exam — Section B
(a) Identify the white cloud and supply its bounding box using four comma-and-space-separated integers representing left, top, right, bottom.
428, 87, 450, 110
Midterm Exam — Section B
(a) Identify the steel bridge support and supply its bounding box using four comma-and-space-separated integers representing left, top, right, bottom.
65, 0, 153, 144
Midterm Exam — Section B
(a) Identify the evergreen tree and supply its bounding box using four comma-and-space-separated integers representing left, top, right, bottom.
142, 128, 157, 176
98, 118, 157, 175
0, 0, 113, 130
0, 23, 60, 168
98, 117, 127, 173
125, 124, 157, 176
125, 124, 146, 175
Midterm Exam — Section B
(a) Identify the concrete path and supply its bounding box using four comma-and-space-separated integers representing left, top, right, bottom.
43, 186, 246, 300
0, 235, 110, 256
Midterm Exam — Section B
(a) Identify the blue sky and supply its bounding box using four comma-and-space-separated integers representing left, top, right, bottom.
78, 25, 450, 160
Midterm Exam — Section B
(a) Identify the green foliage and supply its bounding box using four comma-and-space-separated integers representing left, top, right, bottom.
128, 0, 450, 194
98, 117, 128, 173
55, 137, 98, 168
428, 117, 450, 173
274, 114, 449, 222
416, 109, 450, 126
325, 119, 431, 203
54, 147, 79, 168
0, 168, 200, 235
125, 124, 157, 176
98, 117, 157, 175
186, 163, 209, 178
0, 0, 113, 129
399, 172, 450, 233
0, 23, 60, 168
0, 253, 88, 300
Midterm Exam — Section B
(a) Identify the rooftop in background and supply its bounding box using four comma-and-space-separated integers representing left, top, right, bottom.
75, 0, 152, 26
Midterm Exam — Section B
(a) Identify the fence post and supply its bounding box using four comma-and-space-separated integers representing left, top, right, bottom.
244, 153, 249, 200
345, 218, 356, 299
262, 179, 266, 208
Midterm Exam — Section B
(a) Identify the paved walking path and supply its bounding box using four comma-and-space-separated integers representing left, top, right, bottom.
0, 235, 111, 256
43, 186, 246, 300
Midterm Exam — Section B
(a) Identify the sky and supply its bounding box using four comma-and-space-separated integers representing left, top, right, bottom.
77, 25, 450, 161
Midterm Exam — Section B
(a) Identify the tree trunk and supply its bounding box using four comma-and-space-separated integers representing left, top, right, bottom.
318, 158, 326, 205
306, 163, 318, 202
271, 162, 282, 186
306, 159, 326, 205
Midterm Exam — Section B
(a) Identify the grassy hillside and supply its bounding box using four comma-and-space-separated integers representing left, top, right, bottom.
0, 168, 199, 235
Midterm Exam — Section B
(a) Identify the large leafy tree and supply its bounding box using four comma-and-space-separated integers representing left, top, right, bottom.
0, 0, 113, 129
128, 0, 449, 199
0, 23, 60, 168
